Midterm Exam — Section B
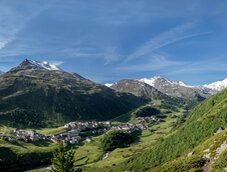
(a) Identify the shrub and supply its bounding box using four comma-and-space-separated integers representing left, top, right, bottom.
101, 130, 134, 151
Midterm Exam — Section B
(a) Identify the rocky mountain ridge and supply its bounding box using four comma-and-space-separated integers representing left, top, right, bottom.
106, 76, 226, 98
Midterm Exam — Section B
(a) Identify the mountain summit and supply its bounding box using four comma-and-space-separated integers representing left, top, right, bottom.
138, 76, 214, 98
139, 76, 194, 88
11, 59, 62, 72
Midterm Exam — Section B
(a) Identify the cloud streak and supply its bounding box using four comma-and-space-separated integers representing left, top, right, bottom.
0, 1, 53, 50
123, 22, 211, 63
169, 58, 227, 74
118, 54, 185, 72
104, 47, 121, 65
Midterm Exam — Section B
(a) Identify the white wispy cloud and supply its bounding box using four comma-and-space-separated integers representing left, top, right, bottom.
60, 48, 103, 58
123, 22, 211, 63
0, 1, 53, 51
118, 54, 185, 72
104, 47, 121, 65
169, 58, 227, 74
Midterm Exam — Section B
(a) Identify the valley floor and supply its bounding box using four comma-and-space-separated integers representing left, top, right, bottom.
0, 107, 185, 172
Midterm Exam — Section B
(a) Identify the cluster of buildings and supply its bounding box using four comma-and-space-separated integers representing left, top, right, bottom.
136, 116, 159, 123
64, 121, 111, 131
10, 129, 47, 142
0, 135, 14, 142
111, 123, 147, 133
51, 129, 82, 145
55, 121, 148, 145
4, 120, 149, 145
50, 121, 112, 145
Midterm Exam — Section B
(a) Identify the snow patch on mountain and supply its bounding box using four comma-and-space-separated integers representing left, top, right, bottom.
28, 60, 61, 71
204, 78, 227, 91
139, 76, 194, 88
172, 81, 194, 88
105, 83, 113, 87
139, 76, 161, 87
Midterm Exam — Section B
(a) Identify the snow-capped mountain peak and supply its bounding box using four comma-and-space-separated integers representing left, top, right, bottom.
29, 60, 61, 71
172, 81, 194, 88
138, 76, 164, 87
203, 78, 227, 91
21, 59, 62, 71
138, 76, 193, 88
105, 76, 226, 98
106, 76, 195, 89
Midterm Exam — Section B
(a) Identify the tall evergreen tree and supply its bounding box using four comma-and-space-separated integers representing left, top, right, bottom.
51, 142, 76, 172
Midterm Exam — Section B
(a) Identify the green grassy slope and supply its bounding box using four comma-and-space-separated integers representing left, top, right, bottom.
0, 138, 56, 171
115, 88, 227, 171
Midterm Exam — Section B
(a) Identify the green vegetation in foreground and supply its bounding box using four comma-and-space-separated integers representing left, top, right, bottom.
212, 149, 227, 171
0, 138, 56, 171
73, 135, 104, 166
144, 128, 227, 172
51, 142, 77, 172
150, 155, 206, 172
113, 88, 227, 171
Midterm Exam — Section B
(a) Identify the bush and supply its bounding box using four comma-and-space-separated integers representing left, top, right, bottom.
101, 130, 134, 151
135, 106, 160, 117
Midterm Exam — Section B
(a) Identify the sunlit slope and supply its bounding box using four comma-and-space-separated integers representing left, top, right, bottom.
118, 88, 227, 171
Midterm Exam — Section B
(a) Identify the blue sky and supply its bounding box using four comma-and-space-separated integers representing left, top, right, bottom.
0, 0, 227, 85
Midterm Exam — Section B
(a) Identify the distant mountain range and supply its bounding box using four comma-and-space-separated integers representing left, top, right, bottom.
139, 76, 227, 91
109, 78, 201, 121
0, 59, 147, 127
0, 59, 226, 128
106, 76, 227, 99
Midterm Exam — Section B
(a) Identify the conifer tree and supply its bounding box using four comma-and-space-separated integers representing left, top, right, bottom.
51, 142, 77, 172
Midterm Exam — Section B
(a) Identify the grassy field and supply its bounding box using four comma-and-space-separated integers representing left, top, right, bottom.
74, 135, 104, 166
0, 137, 56, 171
